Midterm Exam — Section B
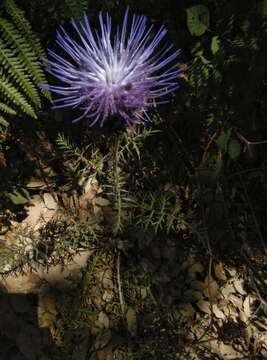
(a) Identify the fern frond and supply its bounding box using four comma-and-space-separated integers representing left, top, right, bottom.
0, 102, 16, 115
4, 0, 45, 58
0, 115, 9, 127
0, 38, 41, 107
0, 72, 37, 118
0, 18, 50, 100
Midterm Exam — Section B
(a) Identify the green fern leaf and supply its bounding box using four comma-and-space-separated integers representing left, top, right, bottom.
0, 72, 37, 119
0, 38, 41, 107
0, 115, 9, 127
4, 0, 45, 58
0, 18, 50, 101
0, 102, 16, 115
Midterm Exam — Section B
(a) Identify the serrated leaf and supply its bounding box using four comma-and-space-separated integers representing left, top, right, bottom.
228, 139, 241, 160
211, 36, 220, 55
186, 5, 210, 36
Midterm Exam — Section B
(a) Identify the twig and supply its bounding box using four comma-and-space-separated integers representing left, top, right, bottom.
112, 136, 123, 236
237, 132, 267, 146
116, 250, 125, 316
201, 132, 218, 164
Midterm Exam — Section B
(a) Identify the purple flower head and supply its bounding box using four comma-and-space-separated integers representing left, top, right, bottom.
43, 8, 181, 127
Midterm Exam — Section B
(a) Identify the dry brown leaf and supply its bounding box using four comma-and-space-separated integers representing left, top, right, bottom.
208, 339, 244, 359
179, 347, 199, 360
26, 179, 48, 189
92, 205, 104, 221
43, 193, 57, 209
233, 279, 246, 295
139, 287, 149, 300
102, 290, 114, 302
243, 295, 252, 319
94, 329, 112, 350
98, 268, 114, 290
179, 304, 195, 318
98, 311, 110, 329
203, 276, 219, 299
184, 289, 202, 301
226, 267, 237, 277
94, 197, 111, 207
221, 283, 236, 298
79, 178, 101, 214
254, 332, 267, 354
181, 255, 195, 270
196, 299, 211, 315
214, 262, 227, 281
23, 193, 58, 230
191, 280, 205, 291
239, 310, 248, 323
2, 271, 40, 293
212, 304, 226, 320
38, 293, 57, 328
228, 294, 243, 310
126, 307, 138, 336
189, 262, 204, 277
261, 348, 267, 359
36, 250, 92, 284
95, 349, 113, 360
83, 177, 101, 196
224, 304, 239, 321
244, 322, 254, 342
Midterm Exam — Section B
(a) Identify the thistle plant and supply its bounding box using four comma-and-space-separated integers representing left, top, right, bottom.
43, 8, 181, 126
